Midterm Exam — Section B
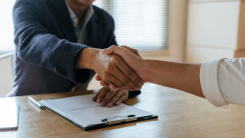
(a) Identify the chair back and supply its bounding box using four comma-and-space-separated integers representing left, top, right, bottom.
0, 52, 14, 97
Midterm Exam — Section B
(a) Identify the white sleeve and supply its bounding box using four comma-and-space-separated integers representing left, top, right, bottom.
200, 58, 245, 107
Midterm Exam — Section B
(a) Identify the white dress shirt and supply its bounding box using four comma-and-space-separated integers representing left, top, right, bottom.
65, 0, 94, 44
200, 58, 245, 107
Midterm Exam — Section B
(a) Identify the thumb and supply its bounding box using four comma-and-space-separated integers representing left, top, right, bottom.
103, 45, 118, 55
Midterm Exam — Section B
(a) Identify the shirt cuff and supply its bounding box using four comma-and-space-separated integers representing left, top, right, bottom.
200, 58, 228, 107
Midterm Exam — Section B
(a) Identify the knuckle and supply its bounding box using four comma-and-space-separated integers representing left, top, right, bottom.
111, 45, 116, 49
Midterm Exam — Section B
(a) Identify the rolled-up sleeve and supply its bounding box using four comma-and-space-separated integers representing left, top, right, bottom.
200, 58, 228, 107
200, 58, 245, 107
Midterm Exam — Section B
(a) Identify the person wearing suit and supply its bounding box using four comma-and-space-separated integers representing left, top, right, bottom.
7, 0, 143, 107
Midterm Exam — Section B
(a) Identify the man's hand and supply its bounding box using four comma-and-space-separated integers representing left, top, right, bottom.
95, 46, 146, 90
92, 87, 129, 107
74, 47, 144, 91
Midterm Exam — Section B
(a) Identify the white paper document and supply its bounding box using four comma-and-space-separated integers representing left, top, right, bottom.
39, 94, 153, 127
0, 100, 19, 130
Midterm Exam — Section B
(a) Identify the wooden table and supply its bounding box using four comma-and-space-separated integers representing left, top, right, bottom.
1, 83, 245, 138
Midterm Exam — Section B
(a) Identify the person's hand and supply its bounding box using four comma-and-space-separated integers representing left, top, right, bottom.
92, 87, 129, 107
74, 47, 144, 91
95, 46, 146, 90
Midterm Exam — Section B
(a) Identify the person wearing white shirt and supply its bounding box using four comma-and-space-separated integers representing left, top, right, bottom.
94, 46, 245, 107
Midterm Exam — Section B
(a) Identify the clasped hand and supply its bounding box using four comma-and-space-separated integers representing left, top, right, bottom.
75, 47, 143, 91
95, 46, 145, 91
92, 87, 129, 107
74, 47, 143, 107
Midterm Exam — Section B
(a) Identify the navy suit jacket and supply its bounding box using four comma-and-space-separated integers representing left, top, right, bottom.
8, 0, 141, 97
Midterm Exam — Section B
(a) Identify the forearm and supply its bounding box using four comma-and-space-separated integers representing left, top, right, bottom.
140, 60, 205, 98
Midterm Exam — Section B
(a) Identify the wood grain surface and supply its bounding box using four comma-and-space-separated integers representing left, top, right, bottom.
1, 83, 245, 138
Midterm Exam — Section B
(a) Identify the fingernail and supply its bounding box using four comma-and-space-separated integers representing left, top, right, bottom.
97, 98, 101, 103
107, 103, 112, 107
116, 102, 121, 105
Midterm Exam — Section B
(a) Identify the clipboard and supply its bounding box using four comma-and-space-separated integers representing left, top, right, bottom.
38, 94, 158, 131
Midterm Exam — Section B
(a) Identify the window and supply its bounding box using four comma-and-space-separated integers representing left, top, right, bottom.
93, 0, 169, 51
0, 0, 169, 53
0, 0, 15, 53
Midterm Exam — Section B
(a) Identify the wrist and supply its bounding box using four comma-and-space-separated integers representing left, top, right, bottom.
135, 59, 151, 82
74, 47, 100, 69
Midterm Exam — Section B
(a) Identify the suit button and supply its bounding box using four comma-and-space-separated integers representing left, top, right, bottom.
54, 67, 57, 72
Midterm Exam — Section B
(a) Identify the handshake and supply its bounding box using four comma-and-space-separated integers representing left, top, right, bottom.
75, 45, 203, 107
95, 45, 147, 91
91, 46, 149, 107
75, 45, 148, 107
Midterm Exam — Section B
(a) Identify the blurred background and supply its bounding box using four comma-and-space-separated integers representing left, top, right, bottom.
0, 0, 244, 97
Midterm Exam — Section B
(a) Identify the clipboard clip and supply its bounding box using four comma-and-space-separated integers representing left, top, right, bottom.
101, 115, 137, 125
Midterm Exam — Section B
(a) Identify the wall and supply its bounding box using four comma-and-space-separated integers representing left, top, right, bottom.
186, 0, 245, 63
138, 0, 189, 62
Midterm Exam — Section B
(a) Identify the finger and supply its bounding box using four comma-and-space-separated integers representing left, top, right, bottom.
105, 68, 135, 91
100, 89, 118, 107
109, 83, 120, 91
107, 90, 126, 107
97, 75, 120, 88
97, 87, 110, 103
120, 46, 140, 57
115, 60, 143, 89
103, 45, 117, 55
95, 75, 102, 81
96, 75, 110, 87
104, 45, 138, 59
100, 81, 109, 87
115, 94, 128, 106
104, 46, 143, 70
92, 90, 101, 101
107, 59, 141, 90
100, 78, 117, 89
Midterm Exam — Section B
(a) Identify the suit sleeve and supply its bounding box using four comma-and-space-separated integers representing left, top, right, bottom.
13, 0, 91, 84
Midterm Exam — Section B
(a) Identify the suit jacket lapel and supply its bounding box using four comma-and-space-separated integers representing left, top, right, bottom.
47, 0, 77, 43
87, 10, 103, 48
